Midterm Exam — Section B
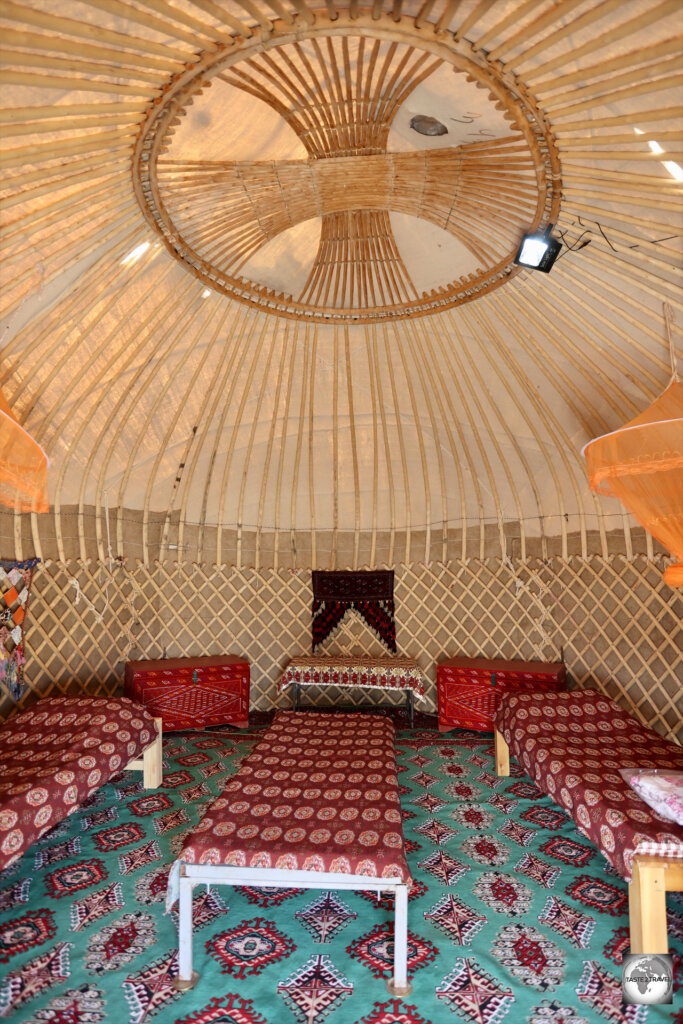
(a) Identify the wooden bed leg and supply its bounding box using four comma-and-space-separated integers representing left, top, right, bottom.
174, 870, 199, 992
386, 883, 412, 996
124, 719, 163, 786
142, 719, 163, 788
494, 728, 510, 776
629, 856, 670, 955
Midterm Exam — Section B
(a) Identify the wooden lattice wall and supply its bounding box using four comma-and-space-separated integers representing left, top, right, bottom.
5, 554, 681, 744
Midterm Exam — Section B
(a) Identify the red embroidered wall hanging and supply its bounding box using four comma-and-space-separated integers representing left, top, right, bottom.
311, 570, 396, 652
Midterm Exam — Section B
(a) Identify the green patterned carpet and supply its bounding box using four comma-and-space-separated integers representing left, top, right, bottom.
0, 720, 679, 1023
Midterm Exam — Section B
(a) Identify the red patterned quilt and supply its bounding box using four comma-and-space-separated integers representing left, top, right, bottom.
179, 710, 411, 882
0, 696, 157, 872
495, 688, 683, 880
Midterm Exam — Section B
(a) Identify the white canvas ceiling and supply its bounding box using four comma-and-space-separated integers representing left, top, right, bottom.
1, 0, 681, 567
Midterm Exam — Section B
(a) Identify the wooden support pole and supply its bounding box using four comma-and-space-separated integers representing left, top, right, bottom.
0, 26, 178, 71
0, 48, 164, 83
629, 856, 683, 955
0, 129, 138, 169
556, 107, 683, 132
0, 70, 159, 95
494, 728, 510, 776
144, 718, 164, 788
0, 0, 197, 61
124, 718, 163, 788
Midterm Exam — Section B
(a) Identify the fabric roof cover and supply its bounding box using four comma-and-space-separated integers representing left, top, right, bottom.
1, 1, 682, 569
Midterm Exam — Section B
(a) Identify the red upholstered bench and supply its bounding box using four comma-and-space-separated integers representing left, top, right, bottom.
0, 696, 162, 872
494, 688, 683, 954
168, 710, 413, 995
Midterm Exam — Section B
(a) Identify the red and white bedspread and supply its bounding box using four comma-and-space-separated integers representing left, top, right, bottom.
495, 688, 683, 881
176, 710, 411, 882
0, 696, 157, 872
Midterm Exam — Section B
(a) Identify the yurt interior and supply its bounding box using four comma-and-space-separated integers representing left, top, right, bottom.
0, 1, 682, 1021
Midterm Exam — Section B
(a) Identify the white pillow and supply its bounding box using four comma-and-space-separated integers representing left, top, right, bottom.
619, 768, 683, 826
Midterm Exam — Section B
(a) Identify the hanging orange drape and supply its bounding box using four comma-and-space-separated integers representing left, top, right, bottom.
583, 380, 683, 586
0, 389, 49, 513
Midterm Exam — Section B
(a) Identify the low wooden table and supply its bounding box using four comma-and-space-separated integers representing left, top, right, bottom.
279, 654, 426, 728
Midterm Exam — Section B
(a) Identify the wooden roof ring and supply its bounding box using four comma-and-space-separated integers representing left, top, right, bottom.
133, 13, 562, 324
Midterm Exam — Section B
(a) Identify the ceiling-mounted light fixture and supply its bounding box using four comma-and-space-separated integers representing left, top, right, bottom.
514, 224, 562, 273
410, 115, 448, 137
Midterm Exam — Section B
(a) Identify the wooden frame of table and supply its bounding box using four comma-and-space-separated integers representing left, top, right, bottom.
280, 655, 425, 729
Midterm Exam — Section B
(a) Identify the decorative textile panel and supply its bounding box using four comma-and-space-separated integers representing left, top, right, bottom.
311, 570, 396, 652
0, 557, 38, 700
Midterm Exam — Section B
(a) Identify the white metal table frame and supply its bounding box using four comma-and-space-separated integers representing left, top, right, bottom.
173, 862, 412, 996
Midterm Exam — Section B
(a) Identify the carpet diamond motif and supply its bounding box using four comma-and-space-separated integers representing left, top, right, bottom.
84, 911, 156, 975
206, 917, 295, 978
423, 893, 486, 945
44, 861, 107, 900
23, 981, 106, 1023
0, 909, 56, 962
566, 876, 629, 917
34, 838, 82, 870
295, 891, 358, 943
472, 871, 533, 917
460, 834, 510, 867
347, 922, 438, 979
539, 895, 596, 949
451, 803, 495, 830
354, 998, 430, 1023
0, 941, 72, 1017
174, 992, 268, 1024
122, 948, 181, 1023
491, 923, 565, 991
69, 882, 125, 930
413, 818, 459, 845
277, 953, 353, 1024
576, 960, 649, 1023
0, 720, 679, 1024
417, 849, 470, 885
0, 878, 31, 913
540, 836, 595, 868
435, 957, 514, 1024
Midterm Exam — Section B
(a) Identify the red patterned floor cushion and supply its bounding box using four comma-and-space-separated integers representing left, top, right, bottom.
495, 688, 683, 880
0, 696, 157, 871
179, 711, 411, 882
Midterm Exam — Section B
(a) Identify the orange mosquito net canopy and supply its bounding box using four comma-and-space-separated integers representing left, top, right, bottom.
583, 380, 683, 587
0, 389, 49, 514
